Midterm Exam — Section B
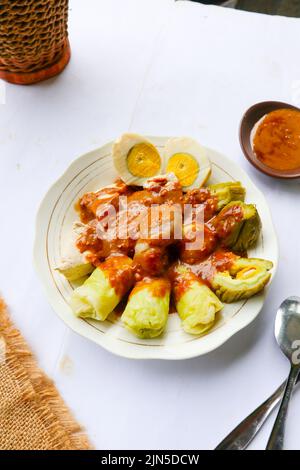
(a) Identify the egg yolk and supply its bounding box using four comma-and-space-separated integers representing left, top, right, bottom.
166, 153, 199, 187
236, 267, 259, 280
127, 143, 161, 178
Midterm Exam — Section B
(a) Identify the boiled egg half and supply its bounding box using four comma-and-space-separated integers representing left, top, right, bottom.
112, 133, 162, 186
164, 137, 211, 191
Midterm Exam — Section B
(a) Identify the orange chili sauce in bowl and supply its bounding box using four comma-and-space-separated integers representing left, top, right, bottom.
253, 108, 300, 171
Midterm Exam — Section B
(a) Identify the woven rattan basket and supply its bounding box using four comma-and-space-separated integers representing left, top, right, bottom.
0, 0, 70, 85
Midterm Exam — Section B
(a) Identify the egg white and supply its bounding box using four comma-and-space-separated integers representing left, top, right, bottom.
112, 133, 162, 186
163, 136, 211, 191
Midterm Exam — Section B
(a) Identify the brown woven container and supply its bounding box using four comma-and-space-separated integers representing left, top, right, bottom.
0, 0, 71, 85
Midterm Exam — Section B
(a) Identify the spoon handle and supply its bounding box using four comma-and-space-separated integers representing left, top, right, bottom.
266, 366, 299, 450
215, 381, 286, 450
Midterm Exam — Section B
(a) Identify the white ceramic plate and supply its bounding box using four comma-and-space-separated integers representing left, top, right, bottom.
34, 137, 278, 360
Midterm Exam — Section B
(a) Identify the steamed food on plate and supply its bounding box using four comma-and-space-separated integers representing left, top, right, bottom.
71, 254, 134, 321
56, 133, 273, 339
122, 278, 171, 339
210, 201, 261, 252
171, 265, 223, 335
211, 257, 273, 303
208, 182, 246, 211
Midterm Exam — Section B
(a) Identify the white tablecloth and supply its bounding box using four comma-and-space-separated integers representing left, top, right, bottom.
1, 0, 300, 450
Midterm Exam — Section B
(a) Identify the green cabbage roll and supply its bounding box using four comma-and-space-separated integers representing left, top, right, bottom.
211, 201, 261, 252
208, 182, 246, 211
70, 255, 134, 320
172, 266, 223, 335
211, 257, 273, 303
122, 278, 171, 338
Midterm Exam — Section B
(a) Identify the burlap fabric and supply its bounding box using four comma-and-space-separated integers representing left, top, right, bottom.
0, 299, 92, 450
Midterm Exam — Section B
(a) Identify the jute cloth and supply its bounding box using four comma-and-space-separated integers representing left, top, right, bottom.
0, 299, 92, 450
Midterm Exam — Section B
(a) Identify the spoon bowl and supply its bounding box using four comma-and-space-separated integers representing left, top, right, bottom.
275, 296, 300, 360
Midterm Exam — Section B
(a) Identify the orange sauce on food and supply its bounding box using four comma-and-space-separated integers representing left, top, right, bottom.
76, 178, 133, 224
100, 254, 134, 297
210, 204, 244, 240
179, 224, 217, 264
171, 271, 201, 302
186, 250, 238, 287
183, 188, 218, 222
133, 247, 168, 279
75, 176, 245, 314
253, 108, 300, 171
168, 249, 237, 297
130, 277, 171, 299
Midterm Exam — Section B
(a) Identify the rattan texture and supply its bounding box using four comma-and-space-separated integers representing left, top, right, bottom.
0, 0, 69, 73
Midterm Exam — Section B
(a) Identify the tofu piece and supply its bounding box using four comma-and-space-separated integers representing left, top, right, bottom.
56, 252, 94, 281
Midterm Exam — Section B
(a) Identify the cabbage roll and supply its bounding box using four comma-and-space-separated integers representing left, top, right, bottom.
211, 201, 261, 252
211, 257, 273, 303
122, 278, 171, 338
208, 182, 246, 211
172, 266, 223, 335
70, 254, 134, 320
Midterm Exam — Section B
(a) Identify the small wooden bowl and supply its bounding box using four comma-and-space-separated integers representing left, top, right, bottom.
239, 101, 300, 179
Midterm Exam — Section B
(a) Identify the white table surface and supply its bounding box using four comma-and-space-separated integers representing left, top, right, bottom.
1, 0, 300, 450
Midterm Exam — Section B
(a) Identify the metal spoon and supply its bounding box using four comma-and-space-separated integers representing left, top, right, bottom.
215, 375, 300, 450
216, 296, 300, 450
266, 296, 300, 450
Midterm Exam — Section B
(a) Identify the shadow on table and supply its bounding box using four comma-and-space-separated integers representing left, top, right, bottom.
237, 0, 300, 17
191, 0, 300, 17
149, 312, 264, 373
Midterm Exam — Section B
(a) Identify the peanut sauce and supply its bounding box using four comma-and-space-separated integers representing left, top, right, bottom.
183, 188, 218, 221
179, 224, 217, 264
210, 204, 244, 240
253, 108, 300, 171
99, 254, 134, 298
180, 250, 237, 288
76, 179, 132, 224
133, 247, 168, 279
171, 271, 201, 302
75, 178, 243, 313
129, 277, 171, 299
